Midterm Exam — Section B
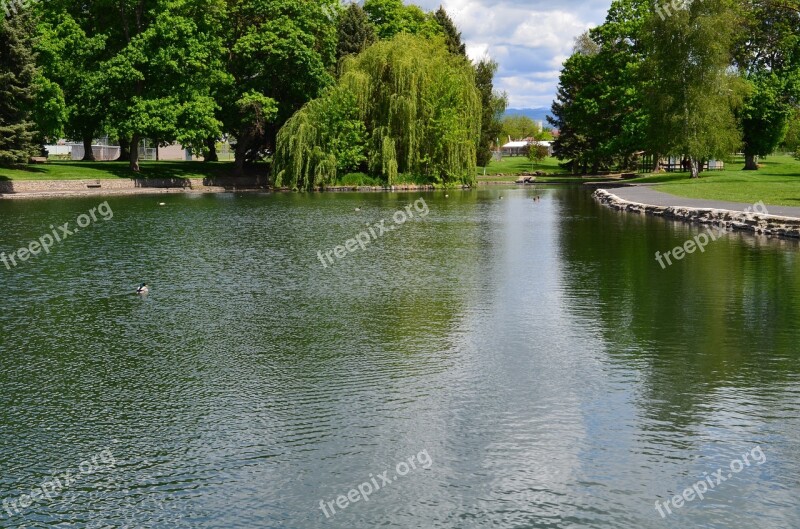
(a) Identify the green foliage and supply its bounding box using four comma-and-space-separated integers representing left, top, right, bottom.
433, 6, 465, 56
549, 0, 800, 175
338, 172, 382, 186
35, 12, 107, 154
643, 0, 743, 177
95, 0, 228, 169
221, 0, 338, 168
32, 74, 67, 141
733, 1, 799, 168
363, 0, 441, 39
550, 0, 650, 173
527, 143, 549, 164
337, 3, 377, 62
782, 108, 800, 154
475, 60, 507, 167
274, 34, 481, 190
502, 115, 540, 141
0, 9, 39, 165
740, 73, 791, 161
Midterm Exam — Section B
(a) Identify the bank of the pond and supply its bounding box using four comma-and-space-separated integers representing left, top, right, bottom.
0, 177, 456, 199
0, 177, 266, 199
594, 187, 800, 239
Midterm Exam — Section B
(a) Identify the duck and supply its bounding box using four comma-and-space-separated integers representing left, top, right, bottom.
136, 283, 149, 295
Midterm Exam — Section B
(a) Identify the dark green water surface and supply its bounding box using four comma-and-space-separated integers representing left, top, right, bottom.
0, 187, 798, 528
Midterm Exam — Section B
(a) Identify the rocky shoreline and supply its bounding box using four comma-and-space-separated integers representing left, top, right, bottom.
594, 188, 800, 239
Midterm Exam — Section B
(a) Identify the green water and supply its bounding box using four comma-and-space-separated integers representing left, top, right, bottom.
0, 187, 798, 528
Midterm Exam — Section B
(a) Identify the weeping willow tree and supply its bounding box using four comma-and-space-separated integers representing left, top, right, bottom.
274, 34, 481, 190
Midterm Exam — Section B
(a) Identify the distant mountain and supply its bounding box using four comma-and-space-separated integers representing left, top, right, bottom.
504, 108, 552, 123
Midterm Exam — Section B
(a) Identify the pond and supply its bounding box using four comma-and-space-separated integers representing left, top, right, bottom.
0, 187, 798, 528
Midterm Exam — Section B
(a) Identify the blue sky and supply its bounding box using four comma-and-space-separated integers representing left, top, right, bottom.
415, 0, 613, 109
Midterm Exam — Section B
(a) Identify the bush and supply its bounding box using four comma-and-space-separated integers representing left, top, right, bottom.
338, 172, 382, 186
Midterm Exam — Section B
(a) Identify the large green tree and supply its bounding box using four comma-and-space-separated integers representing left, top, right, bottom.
643, 0, 743, 178
36, 13, 107, 160
274, 34, 481, 189
549, 0, 650, 173
739, 73, 792, 169
475, 59, 507, 167
0, 9, 39, 164
733, 0, 800, 169
102, 0, 226, 170
220, 0, 338, 173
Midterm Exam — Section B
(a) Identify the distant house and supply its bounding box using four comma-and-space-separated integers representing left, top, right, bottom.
501, 141, 530, 156
501, 140, 554, 157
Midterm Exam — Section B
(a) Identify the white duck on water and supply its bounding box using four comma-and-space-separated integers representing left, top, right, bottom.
136, 283, 149, 295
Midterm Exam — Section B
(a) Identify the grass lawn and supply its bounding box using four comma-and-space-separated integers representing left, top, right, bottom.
0, 160, 249, 181
478, 156, 569, 178
629, 155, 800, 207
477, 156, 614, 183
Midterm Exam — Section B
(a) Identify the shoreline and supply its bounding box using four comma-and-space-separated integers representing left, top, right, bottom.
0, 178, 448, 200
594, 188, 800, 239
0, 177, 603, 199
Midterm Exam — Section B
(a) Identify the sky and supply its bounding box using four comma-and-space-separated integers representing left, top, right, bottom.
415, 0, 613, 109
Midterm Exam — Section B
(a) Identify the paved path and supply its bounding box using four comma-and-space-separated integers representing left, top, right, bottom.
610, 186, 800, 219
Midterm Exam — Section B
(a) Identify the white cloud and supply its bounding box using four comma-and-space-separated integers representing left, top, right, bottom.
414, 0, 612, 109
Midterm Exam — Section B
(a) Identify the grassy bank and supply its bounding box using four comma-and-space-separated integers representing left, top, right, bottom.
476, 156, 615, 183
630, 155, 800, 207
0, 158, 583, 186
478, 156, 569, 178
0, 160, 248, 181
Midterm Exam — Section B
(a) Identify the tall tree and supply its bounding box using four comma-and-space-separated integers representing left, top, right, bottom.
0, 8, 38, 164
549, 0, 650, 173
274, 34, 481, 189
549, 46, 607, 173
36, 14, 107, 161
739, 73, 792, 169
96, 0, 226, 171
433, 6, 465, 56
733, 0, 800, 169
475, 59, 507, 167
220, 0, 338, 173
337, 3, 377, 62
643, 0, 743, 178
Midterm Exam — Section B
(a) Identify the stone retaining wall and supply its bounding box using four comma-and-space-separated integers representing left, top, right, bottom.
593, 188, 800, 239
0, 177, 261, 196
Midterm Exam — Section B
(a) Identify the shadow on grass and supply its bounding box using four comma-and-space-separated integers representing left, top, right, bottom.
1, 160, 274, 186
0, 164, 48, 180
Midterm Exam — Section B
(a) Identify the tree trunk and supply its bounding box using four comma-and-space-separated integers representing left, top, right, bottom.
652, 154, 663, 173
204, 138, 218, 162
82, 136, 96, 161
117, 137, 130, 161
690, 158, 700, 179
129, 136, 140, 172
744, 153, 758, 170
234, 139, 249, 176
